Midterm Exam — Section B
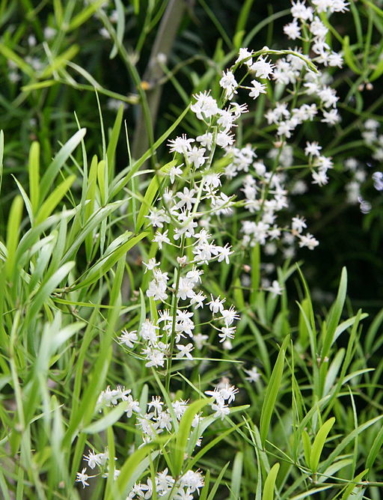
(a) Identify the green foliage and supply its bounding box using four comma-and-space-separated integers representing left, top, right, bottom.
1, 0, 383, 499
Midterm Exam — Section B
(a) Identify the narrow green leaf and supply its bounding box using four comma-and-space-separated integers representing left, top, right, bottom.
233, 277, 245, 311
366, 425, 383, 470
27, 262, 75, 320
40, 128, 86, 202
82, 402, 128, 434
40, 45, 80, 79
260, 335, 289, 445
230, 452, 243, 500
370, 57, 383, 81
97, 160, 108, 206
173, 398, 212, 477
309, 417, 335, 472
290, 486, 333, 499
341, 469, 368, 500
250, 243, 260, 303
361, 0, 383, 18
0, 130, 4, 194
106, 104, 124, 180
263, 463, 280, 500
28, 141, 40, 214
324, 415, 383, 468
321, 268, 347, 359
6, 196, 23, 280
207, 463, 230, 500
68, 0, 107, 31
35, 175, 76, 225
12, 177, 34, 226
107, 444, 157, 500
71, 232, 148, 290
302, 430, 311, 468
236, 0, 255, 36
22, 80, 58, 92
342, 36, 361, 74
0, 44, 35, 78
110, 105, 191, 198
110, 0, 125, 59
135, 160, 177, 232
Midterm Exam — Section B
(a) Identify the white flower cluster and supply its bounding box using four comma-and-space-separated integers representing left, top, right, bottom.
285, 0, 347, 68
79, 384, 240, 494
127, 468, 204, 499
344, 119, 383, 214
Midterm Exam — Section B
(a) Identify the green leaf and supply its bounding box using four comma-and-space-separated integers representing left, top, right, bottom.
229, 452, 243, 500
22, 80, 58, 92
309, 417, 335, 472
0, 44, 35, 78
370, 57, 383, 81
207, 463, 230, 500
302, 430, 311, 468
5, 196, 23, 280
106, 104, 124, 180
35, 175, 76, 225
135, 160, 177, 232
321, 267, 347, 359
263, 463, 280, 500
173, 398, 212, 477
39, 45, 80, 79
322, 416, 383, 471
366, 424, 383, 470
110, 104, 191, 198
68, 0, 107, 31
110, 0, 125, 59
71, 232, 148, 290
342, 36, 361, 74
28, 141, 40, 215
0, 130, 4, 194
290, 486, 333, 499
40, 128, 86, 202
82, 402, 129, 434
260, 335, 289, 445
106, 444, 158, 500
341, 469, 368, 500
27, 262, 75, 320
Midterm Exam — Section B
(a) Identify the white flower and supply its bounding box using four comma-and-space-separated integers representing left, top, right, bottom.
266, 280, 283, 297
186, 146, 208, 168
250, 56, 274, 79
292, 216, 307, 234
321, 108, 340, 125
249, 79, 267, 99
299, 233, 319, 250
168, 134, 195, 153
219, 70, 238, 99
218, 326, 236, 342
244, 366, 261, 383
191, 91, 220, 120
291, 0, 314, 21
312, 170, 329, 186
176, 343, 194, 359
76, 468, 91, 488
168, 164, 183, 183
176, 187, 198, 210
284, 20, 301, 40
153, 230, 171, 249
305, 141, 322, 157
211, 402, 230, 419
119, 330, 138, 348
208, 296, 226, 314
142, 347, 166, 368
236, 47, 253, 66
